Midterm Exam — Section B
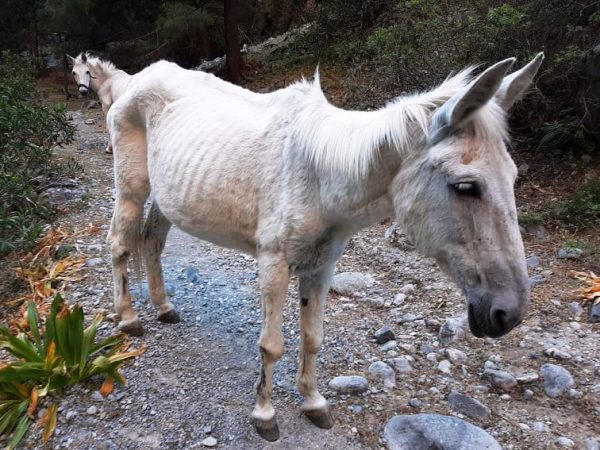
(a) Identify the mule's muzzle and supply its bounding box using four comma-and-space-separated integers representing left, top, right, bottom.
468, 297, 525, 338
78, 85, 89, 95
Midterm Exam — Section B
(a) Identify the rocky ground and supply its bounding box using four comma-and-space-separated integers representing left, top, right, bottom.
1, 84, 599, 449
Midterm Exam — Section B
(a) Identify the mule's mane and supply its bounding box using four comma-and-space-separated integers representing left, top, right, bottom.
75, 52, 117, 74
292, 69, 508, 177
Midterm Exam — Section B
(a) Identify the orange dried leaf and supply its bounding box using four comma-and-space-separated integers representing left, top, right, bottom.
27, 388, 39, 418
41, 403, 58, 443
100, 376, 115, 397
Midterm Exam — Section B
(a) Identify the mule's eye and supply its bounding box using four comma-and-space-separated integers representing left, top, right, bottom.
451, 182, 479, 197
86, 70, 90, 75
72, 71, 75, 75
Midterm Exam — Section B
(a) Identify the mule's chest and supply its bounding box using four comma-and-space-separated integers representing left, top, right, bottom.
287, 228, 348, 275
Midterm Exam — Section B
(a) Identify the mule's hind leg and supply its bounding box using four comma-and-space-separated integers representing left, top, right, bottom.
252, 251, 289, 441
297, 264, 335, 429
108, 113, 149, 336
142, 202, 180, 324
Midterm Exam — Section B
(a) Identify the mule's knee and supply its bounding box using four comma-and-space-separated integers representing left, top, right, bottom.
302, 333, 323, 355
258, 337, 284, 362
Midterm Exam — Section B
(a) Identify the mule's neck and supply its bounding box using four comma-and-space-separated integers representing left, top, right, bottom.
90, 65, 125, 94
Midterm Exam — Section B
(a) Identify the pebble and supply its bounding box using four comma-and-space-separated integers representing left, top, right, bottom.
85, 257, 103, 267
399, 284, 415, 295
592, 303, 600, 323
523, 389, 534, 400
380, 340, 397, 352
202, 436, 217, 447
532, 422, 550, 433
437, 360, 452, 374
330, 272, 374, 295
482, 369, 517, 391
556, 436, 575, 448
445, 348, 467, 363
384, 414, 501, 450
484, 360, 499, 370
420, 343, 434, 355
393, 293, 406, 306
541, 364, 574, 397
567, 388, 582, 399
529, 274, 545, 287
568, 302, 584, 316
526, 255, 540, 269
408, 398, 422, 408
91, 391, 105, 402
517, 163, 529, 176
374, 325, 395, 344
557, 247, 583, 259
328, 376, 369, 395
397, 313, 423, 324
368, 361, 396, 389
426, 352, 438, 363
516, 372, 539, 383
544, 348, 572, 360
585, 438, 600, 450
447, 391, 491, 418
438, 316, 468, 345
84, 118, 96, 125
389, 357, 412, 373
499, 394, 511, 401
86, 406, 98, 415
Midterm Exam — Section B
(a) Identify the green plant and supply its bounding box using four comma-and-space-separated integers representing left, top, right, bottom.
535, 122, 587, 153
546, 179, 600, 229
0, 295, 144, 448
518, 212, 543, 226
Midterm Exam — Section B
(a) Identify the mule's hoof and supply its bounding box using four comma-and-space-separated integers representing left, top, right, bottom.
253, 416, 280, 442
118, 320, 144, 336
304, 408, 334, 429
158, 309, 180, 324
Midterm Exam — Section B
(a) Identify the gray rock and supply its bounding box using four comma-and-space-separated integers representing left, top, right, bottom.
84, 118, 96, 125
517, 163, 529, 176
185, 266, 201, 283
86, 405, 98, 415
202, 436, 218, 447
380, 340, 397, 352
393, 293, 407, 306
483, 360, 498, 370
420, 343, 434, 355
384, 414, 501, 450
481, 369, 517, 391
91, 391, 105, 402
544, 347, 572, 360
556, 437, 575, 448
397, 313, 423, 324
533, 422, 550, 433
568, 301, 584, 316
591, 302, 600, 323
438, 316, 468, 345
399, 284, 416, 295
585, 438, 600, 450
526, 255, 541, 269
437, 360, 452, 374
328, 376, 369, 395
448, 391, 491, 419
330, 272, 374, 295
541, 364, 574, 397
351, 404, 363, 414
368, 361, 396, 389
516, 372, 539, 384
445, 348, 467, 363
374, 325, 395, 344
529, 274, 545, 287
408, 398, 422, 408
523, 389, 534, 400
85, 257, 103, 268
558, 247, 583, 259
389, 357, 413, 373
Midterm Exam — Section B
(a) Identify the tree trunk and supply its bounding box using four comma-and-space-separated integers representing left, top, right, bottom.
224, 0, 241, 84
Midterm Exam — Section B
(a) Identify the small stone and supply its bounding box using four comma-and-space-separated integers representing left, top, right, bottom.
590, 302, 600, 323
518, 163, 529, 176
374, 326, 395, 344
203, 426, 212, 435
532, 422, 550, 433
202, 436, 217, 447
328, 376, 369, 395
368, 361, 396, 389
570, 321, 581, 331
351, 404, 363, 414
330, 272, 374, 295
438, 316, 468, 345
399, 284, 415, 295
526, 255, 541, 269
389, 357, 412, 373
523, 389, 534, 400
66, 411, 77, 421
397, 313, 423, 324
351, 427, 358, 433
426, 352, 438, 363
445, 348, 467, 363
84, 118, 96, 125
393, 293, 406, 306
544, 348, 572, 360
567, 388, 582, 399
568, 302, 584, 316
582, 154, 592, 163
437, 360, 452, 374
85, 257, 103, 268
397, 343, 415, 353
91, 391, 105, 402
529, 274, 545, 287
556, 437, 575, 448
516, 373, 539, 384
408, 398, 422, 408
425, 319, 441, 330
86, 406, 98, 415
448, 391, 491, 419
482, 369, 517, 391
420, 343, 434, 355
519, 423, 530, 431
585, 438, 600, 450
541, 364, 574, 397
185, 266, 201, 283
499, 394, 511, 400
380, 341, 397, 352
484, 360, 498, 370
558, 247, 583, 259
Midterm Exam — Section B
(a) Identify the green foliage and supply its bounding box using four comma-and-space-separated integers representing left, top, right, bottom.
546, 179, 600, 230
0, 295, 144, 448
0, 52, 74, 257
536, 122, 586, 153
487, 4, 525, 27
518, 212, 543, 226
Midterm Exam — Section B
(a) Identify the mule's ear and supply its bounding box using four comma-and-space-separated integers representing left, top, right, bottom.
428, 58, 515, 145
66, 54, 76, 65
496, 52, 544, 111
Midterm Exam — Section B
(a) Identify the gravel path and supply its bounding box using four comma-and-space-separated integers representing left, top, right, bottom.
18, 103, 600, 449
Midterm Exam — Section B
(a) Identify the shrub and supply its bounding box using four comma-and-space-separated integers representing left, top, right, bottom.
546, 179, 600, 230
0, 52, 74, 257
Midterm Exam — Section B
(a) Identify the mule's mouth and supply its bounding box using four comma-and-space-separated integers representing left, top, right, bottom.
468, 300, 523, 338
467, 303, 485, 338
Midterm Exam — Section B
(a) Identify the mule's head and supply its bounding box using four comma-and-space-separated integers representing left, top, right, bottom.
393, 53, 544, 338
67, 53, 93, 96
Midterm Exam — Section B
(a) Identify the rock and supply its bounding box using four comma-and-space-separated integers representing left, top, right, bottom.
568, 388, 582, 399
330, 272, 374, 295
582, 154, 593, 163
328, 376, 369, 395
91, 391, 105, 402
526, 255, 541, 269
397, 313, 423, 324
585, 438, 600, 450
408, 399, 422, 408
374, 325, 395, 344
426, 353, 438, 363
437, 360, 452, 374
499, 394, 511, 401
203, 425, 212, 435
397, 343, 415, 353
517, 163, 529, 176
533, 422, 550, 433
351, 404, 363, 414
516, 372, 539, 384
544, 348, 572, 360
445, 348, 467, 363
185, 266, 201, 283
591, 302, 600, 323
368, 361, 396, 389
523, 223, 548, 242
393, 293, 407, 306
420, 343, 434, 355
557, 247, 583, 259
380, 341, 397, 352
529, 274, 545, 287
541, 364, 574, 397
83, 100, 100, 109
556, 437, 575, 448
399, 284, 416, 295
483, 360, 498, 370
523, 389, 534, 400
202, 436, 217, 447
383, 414, 501, 450
481, 369, 517, 391
448, 391, 491, 419
568, 302, 584, 317
86, 406, 98, 415
84, 118, 96, 125
389, 357, 412, 373
40, 181, 87, 210
438, 316, 468, 345
85, 257, 103, 268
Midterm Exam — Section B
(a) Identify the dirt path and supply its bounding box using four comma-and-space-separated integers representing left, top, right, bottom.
18, 102, 600, 449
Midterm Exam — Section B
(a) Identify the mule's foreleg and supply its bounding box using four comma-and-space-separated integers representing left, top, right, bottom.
252, 251, 289, 441
142, 202, 179, 324
297, 264, 335, 429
